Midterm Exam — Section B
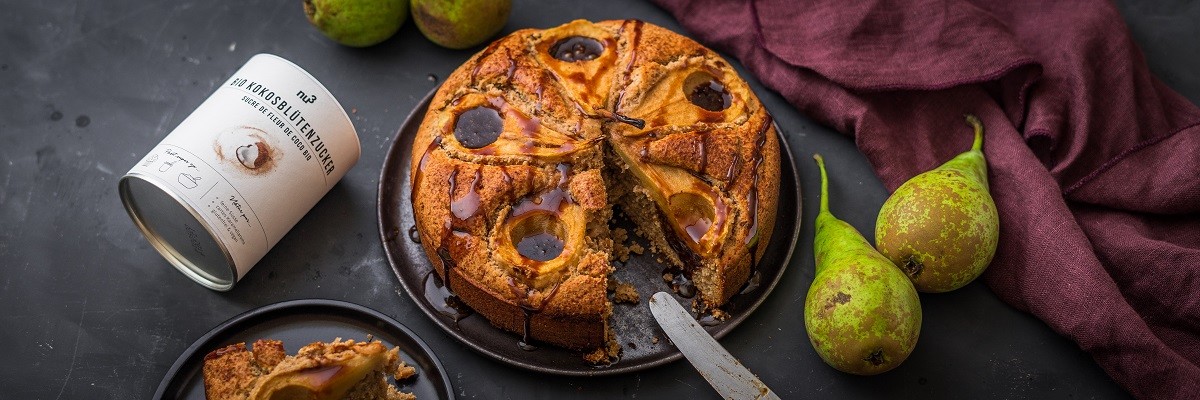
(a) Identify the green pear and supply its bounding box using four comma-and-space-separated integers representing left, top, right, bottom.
304, 0, 408, 47
875, 115, 999, 293
806, 154, 922, 375
411, 0, 511, 49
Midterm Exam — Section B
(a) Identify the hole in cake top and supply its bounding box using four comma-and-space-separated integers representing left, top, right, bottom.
508, 211, 568, 263
517, 232, 565, 262
550, 36, 605, 62
669, 192, 717, 245
683, 71, 731, 112
453, 106, 503, 149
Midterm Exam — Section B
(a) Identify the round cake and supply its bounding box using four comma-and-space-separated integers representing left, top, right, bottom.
409, 19, 780, 353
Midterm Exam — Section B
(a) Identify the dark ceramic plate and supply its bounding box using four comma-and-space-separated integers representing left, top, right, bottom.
153, 299, 454, 399
377, 88, 801, 376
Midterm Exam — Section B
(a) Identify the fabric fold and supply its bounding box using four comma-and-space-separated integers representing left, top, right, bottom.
651, 0, 1200, 398
753, 0, 1036, 92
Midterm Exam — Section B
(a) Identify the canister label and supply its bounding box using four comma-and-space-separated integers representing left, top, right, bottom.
121, 54, 359, 289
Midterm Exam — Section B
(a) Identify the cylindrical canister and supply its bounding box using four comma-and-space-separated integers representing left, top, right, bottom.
119, 53, 360, 290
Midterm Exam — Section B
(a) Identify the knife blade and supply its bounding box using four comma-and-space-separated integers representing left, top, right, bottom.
649, 291, 781, 400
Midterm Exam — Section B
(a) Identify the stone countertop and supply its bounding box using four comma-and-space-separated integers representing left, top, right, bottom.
2, 0, 1195, 398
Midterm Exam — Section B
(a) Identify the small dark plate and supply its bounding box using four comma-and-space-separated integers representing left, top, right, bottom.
153, 299, 454, 399
377, 88, 801, 376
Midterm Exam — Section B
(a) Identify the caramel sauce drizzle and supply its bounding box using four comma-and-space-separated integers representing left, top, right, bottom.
297, 365, 344, 390
508, 278, 564, 351
470, 40, 507, 87
411, 136, 442, 203
613, 20, 644, 112
506, 163, 574, 349
744, 117, 773, 261
511, 163, 573, 218
451, 169, 483, 220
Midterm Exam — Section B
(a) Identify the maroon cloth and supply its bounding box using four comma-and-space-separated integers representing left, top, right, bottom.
650, 0, 1200, 398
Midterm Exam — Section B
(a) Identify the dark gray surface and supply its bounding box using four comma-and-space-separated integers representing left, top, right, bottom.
0, 1, 1194, 399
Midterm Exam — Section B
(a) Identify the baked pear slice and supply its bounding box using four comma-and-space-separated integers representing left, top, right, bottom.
493, 164, 591, 291
530, 19, 621, 113
434, 92, 596, 162
247, 339, 397, 400
611, 56, 754, 136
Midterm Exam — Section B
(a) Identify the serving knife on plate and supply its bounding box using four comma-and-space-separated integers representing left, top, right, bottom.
649, 291, 781, 400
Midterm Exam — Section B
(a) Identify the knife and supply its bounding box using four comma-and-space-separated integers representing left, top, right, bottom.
649, 291, 782, 400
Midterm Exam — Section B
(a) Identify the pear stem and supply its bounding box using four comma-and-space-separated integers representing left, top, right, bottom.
965, 114, 984, 152
813, 154, 829, 214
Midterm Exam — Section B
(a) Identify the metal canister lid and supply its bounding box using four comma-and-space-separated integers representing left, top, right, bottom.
119, 173, 237, 290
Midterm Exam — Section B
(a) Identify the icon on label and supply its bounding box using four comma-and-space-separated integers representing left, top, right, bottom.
142, 154, 159, 167
178, 173, 201, 189
214, 126, 276, 175
159, 160, 177, 172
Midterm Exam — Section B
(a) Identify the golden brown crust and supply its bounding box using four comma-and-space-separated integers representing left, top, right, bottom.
249, 339, 286, 370
201, 340, 284, 400
410, 19, 779, 351
202, 343, 256, 400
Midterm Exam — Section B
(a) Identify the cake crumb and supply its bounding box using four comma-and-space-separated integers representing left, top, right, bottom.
652, 336, 659, 344
710, 308, 729, 321
613, 243, 630, 263
613, 228, 628, 242
393, 359, 417, 381
583, 339, 622, 365
662, 272, 673, 282
612, 281, 640, 304
628, 243, 645, 255
611, 228, 632, 262
584, 348, 604, 364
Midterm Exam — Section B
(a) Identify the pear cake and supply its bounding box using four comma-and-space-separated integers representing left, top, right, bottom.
409, 19, 780, 352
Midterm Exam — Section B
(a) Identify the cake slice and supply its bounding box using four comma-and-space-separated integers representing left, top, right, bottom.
202, 338, 416, 400
605, 21, 780, 308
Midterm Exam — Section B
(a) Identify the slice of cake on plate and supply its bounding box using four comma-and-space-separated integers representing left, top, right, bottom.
202, 338, 416, 400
